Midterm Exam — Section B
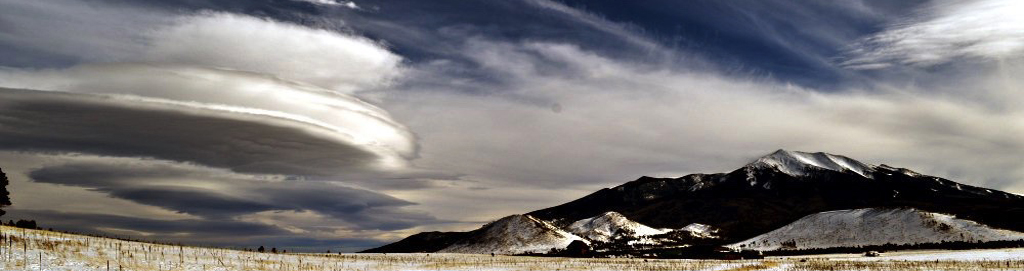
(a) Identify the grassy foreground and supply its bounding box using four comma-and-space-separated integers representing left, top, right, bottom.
1, 225, 1022, 271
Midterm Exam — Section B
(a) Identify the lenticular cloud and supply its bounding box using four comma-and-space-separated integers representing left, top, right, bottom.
144, 12, 403, 93
0, 12, 416, 176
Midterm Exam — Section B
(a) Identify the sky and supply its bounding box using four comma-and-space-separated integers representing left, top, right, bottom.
0, 0, 1022, 252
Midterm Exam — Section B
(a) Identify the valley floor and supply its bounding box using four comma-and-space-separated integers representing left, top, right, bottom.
1, 226, 1022, 271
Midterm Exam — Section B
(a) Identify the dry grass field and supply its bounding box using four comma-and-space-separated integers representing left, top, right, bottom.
1, 226, 1022, 271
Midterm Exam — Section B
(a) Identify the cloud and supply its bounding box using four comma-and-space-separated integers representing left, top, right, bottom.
25, 157, 436, 230
0, 1, 398, 92
841, 0, 1024, 69
522, 0, 662, 53
383, 39, 1024, 199
0, 0, 170, 67
144, 12, 394, 92
0, 85, 408, 176
0, 1, 456, 248
14, 209, 286, 236
0, 5, 419, 176
0, 151, 440, 251
5, 209, 293, 247
291, 0, 360, 9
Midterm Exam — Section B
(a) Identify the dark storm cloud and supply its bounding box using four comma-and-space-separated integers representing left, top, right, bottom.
4, 209, 388, 251
246, 236, 388, 252
6, 209, 286, 241
7, 209, 393, 251
0, 88, 384, 176
24, 154, 438, 230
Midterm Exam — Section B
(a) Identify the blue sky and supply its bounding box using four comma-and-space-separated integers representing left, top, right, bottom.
0, 0, 1022, 252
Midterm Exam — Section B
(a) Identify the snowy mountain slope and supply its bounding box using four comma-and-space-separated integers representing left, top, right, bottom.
730, 208, 1024, 251
566, 211, 669, 242
438, 214, 587, 254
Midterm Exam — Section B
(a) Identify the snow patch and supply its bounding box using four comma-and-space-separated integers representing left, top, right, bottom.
678, 223, 719, 239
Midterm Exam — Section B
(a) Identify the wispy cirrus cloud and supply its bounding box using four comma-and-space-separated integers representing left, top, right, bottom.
841, 0, 1024, 69
291, 0, 360, 9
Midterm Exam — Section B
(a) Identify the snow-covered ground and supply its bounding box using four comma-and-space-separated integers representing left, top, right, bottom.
731, 207, 1024, 251
2, 225, 1022, 271
778, 248, 1024, 261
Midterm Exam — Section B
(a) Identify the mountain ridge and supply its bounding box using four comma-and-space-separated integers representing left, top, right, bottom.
365, 150, 1024, 254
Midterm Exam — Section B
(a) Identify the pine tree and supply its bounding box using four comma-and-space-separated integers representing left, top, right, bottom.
0, 166, 10, 217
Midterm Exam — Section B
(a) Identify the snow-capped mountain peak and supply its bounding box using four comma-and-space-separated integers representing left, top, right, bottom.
749, 149, 875, 178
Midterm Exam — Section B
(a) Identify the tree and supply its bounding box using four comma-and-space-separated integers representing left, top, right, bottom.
14, 219, 36, 229
0, 166, 10, 217
257, 246, 265, 253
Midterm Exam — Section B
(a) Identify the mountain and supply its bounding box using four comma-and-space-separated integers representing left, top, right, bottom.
566, 211, 670, 243
528, 150, 1024, 240
729, 207, 1024, 251
437, 214, 586, 254
365, 150, 1024, 254
564, 211, 718, 248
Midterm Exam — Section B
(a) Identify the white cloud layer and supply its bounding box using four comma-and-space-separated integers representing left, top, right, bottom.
842, 0, 1024, 69
144, 13, 396, 92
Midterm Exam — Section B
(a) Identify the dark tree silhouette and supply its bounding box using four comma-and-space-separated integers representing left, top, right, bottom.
0, 166, 10, 217
258, 246, 265, 253
14, 219, 36, 229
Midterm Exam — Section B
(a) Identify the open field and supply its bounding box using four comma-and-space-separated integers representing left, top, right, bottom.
1, 226, 1022, 271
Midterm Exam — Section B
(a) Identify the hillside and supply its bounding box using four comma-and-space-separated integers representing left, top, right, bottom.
729, 208, 1024, 251
438, 215, 587, 254
566, 211, 669, 243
